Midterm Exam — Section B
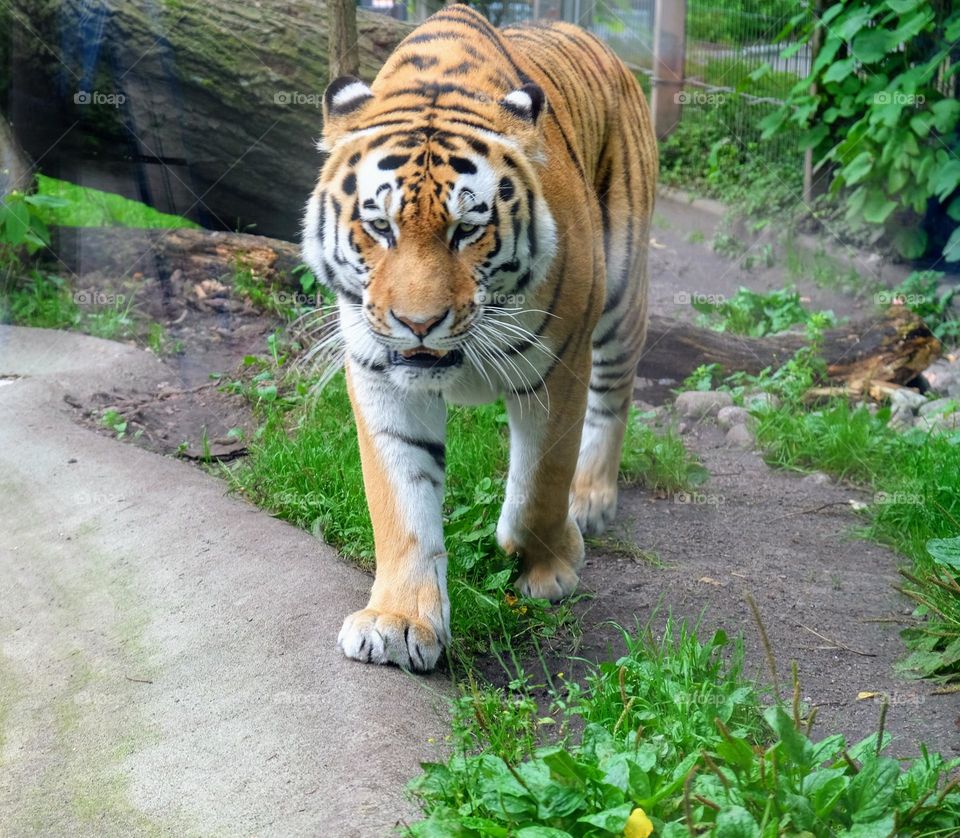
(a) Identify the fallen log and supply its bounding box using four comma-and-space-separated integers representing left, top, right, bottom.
642, 310, 940, 387
50, 227, 941, 389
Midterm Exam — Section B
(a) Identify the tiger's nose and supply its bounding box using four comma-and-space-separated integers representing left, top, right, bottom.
392, 309, 449, 338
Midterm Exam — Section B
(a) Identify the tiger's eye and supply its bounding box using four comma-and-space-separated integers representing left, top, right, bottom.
458, 222, 477, 235
371, 218, 391, 232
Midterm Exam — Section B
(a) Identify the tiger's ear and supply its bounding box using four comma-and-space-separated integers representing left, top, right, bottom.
320, 75, 374, 150
499, 84, 546, 126
498, 83, 547, 160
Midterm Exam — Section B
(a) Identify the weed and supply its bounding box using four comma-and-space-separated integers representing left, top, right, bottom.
620, 409, 709, 491
691, 285, 837, 338
406, 617, 960, 835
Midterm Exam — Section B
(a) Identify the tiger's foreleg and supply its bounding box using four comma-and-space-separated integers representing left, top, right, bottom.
337, 361, 450, 671
496, 351, 591, 601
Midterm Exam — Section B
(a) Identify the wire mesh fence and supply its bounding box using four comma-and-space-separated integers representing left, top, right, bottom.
372, 0, 812, 173
682, 0, 808, 172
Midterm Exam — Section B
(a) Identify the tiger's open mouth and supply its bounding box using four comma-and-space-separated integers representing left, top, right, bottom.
389, 348, 463, 369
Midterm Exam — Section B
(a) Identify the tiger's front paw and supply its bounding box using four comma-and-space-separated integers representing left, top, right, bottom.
515, 561, 581, 602
337, 608, 444, 672
503, 516, 585, 603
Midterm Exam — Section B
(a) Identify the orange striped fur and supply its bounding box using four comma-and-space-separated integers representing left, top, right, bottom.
301, 3, 656, 670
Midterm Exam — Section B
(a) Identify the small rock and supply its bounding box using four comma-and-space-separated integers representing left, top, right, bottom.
674, 390, 733, 419
743, 391, 780, 410
717, 405, 751, 430
853, 400, 880, 416
914, 412, 960, 432
802, 471, 832, 485
726, 424, 754, 448
889, 406, 916, 428
919, 358, 959, 398
676, 421, 690, 435
918, 397, 959, 417
890, 388, 925, 413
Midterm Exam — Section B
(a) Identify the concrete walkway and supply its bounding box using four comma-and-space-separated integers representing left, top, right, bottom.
0, 326, 450, 837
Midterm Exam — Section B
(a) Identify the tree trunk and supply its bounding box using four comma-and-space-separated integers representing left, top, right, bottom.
3, 0, 411, 240
329, 0, 361, 79
0, 110, 31, 199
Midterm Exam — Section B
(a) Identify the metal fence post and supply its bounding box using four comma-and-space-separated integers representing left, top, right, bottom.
651, 0, 686, 140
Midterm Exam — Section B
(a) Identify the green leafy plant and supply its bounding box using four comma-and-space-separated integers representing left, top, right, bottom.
692, 285, 838, 337
760, 0, 960, 261
406, 619, 960, 836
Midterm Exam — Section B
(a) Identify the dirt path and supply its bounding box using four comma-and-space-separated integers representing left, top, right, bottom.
46, 214, 960, 762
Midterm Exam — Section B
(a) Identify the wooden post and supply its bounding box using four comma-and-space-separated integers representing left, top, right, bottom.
329, 0, 360, 78
803, 0, 824, 203
651, 0, 686, 140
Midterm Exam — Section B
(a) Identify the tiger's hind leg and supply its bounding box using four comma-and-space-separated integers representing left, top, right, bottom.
568, 260, 648, 536
570, 93, 655, 536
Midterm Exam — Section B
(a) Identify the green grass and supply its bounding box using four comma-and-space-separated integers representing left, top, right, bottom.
225, 347, 707, 666
31, 174, 199, 229
405, 616, 960, 836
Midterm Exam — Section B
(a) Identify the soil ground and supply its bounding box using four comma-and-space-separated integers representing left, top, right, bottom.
55, 207, 960, 760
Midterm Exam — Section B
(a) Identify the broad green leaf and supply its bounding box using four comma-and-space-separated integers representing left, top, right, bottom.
809, 734, 845, 765
909, 112, 933, 137
516, 828, 574, 838
843, 152, 874, 186
886, 0, 923, 11
836, 9, 874, 40
536, 784, 586, 820
847, 755, 898, 822
764, 706, 814, 768
862, 190, 898, 224
892, 226, 927, 259
927, 536, 960, 570
932, 160, 960, 202
838, 814, 896, 837
543, 748, 590, 786
714, 805, 761, 838
945, 226, 960, 262
715, 736, 756, 772
785, 793, 816, 830
851, 29, 895, 63
947, 195, 960, 222
803, 767, 849, 818
576, 802, 633, 831
823, 57, 857, 85
931, 99, 960, 134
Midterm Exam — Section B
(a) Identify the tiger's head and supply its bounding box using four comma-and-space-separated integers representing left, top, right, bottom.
302, 75, 558, 392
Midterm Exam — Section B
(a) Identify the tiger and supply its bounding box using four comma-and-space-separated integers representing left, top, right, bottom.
301, 2, 656, 671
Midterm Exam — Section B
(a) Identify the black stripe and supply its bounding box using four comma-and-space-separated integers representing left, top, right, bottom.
380, 430, 446, 470
393, 53, 440, 72
349, 352, 385, 373
378, 154, 410, 170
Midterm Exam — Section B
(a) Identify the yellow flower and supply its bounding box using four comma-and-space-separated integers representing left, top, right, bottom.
624, 807, 653, 838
